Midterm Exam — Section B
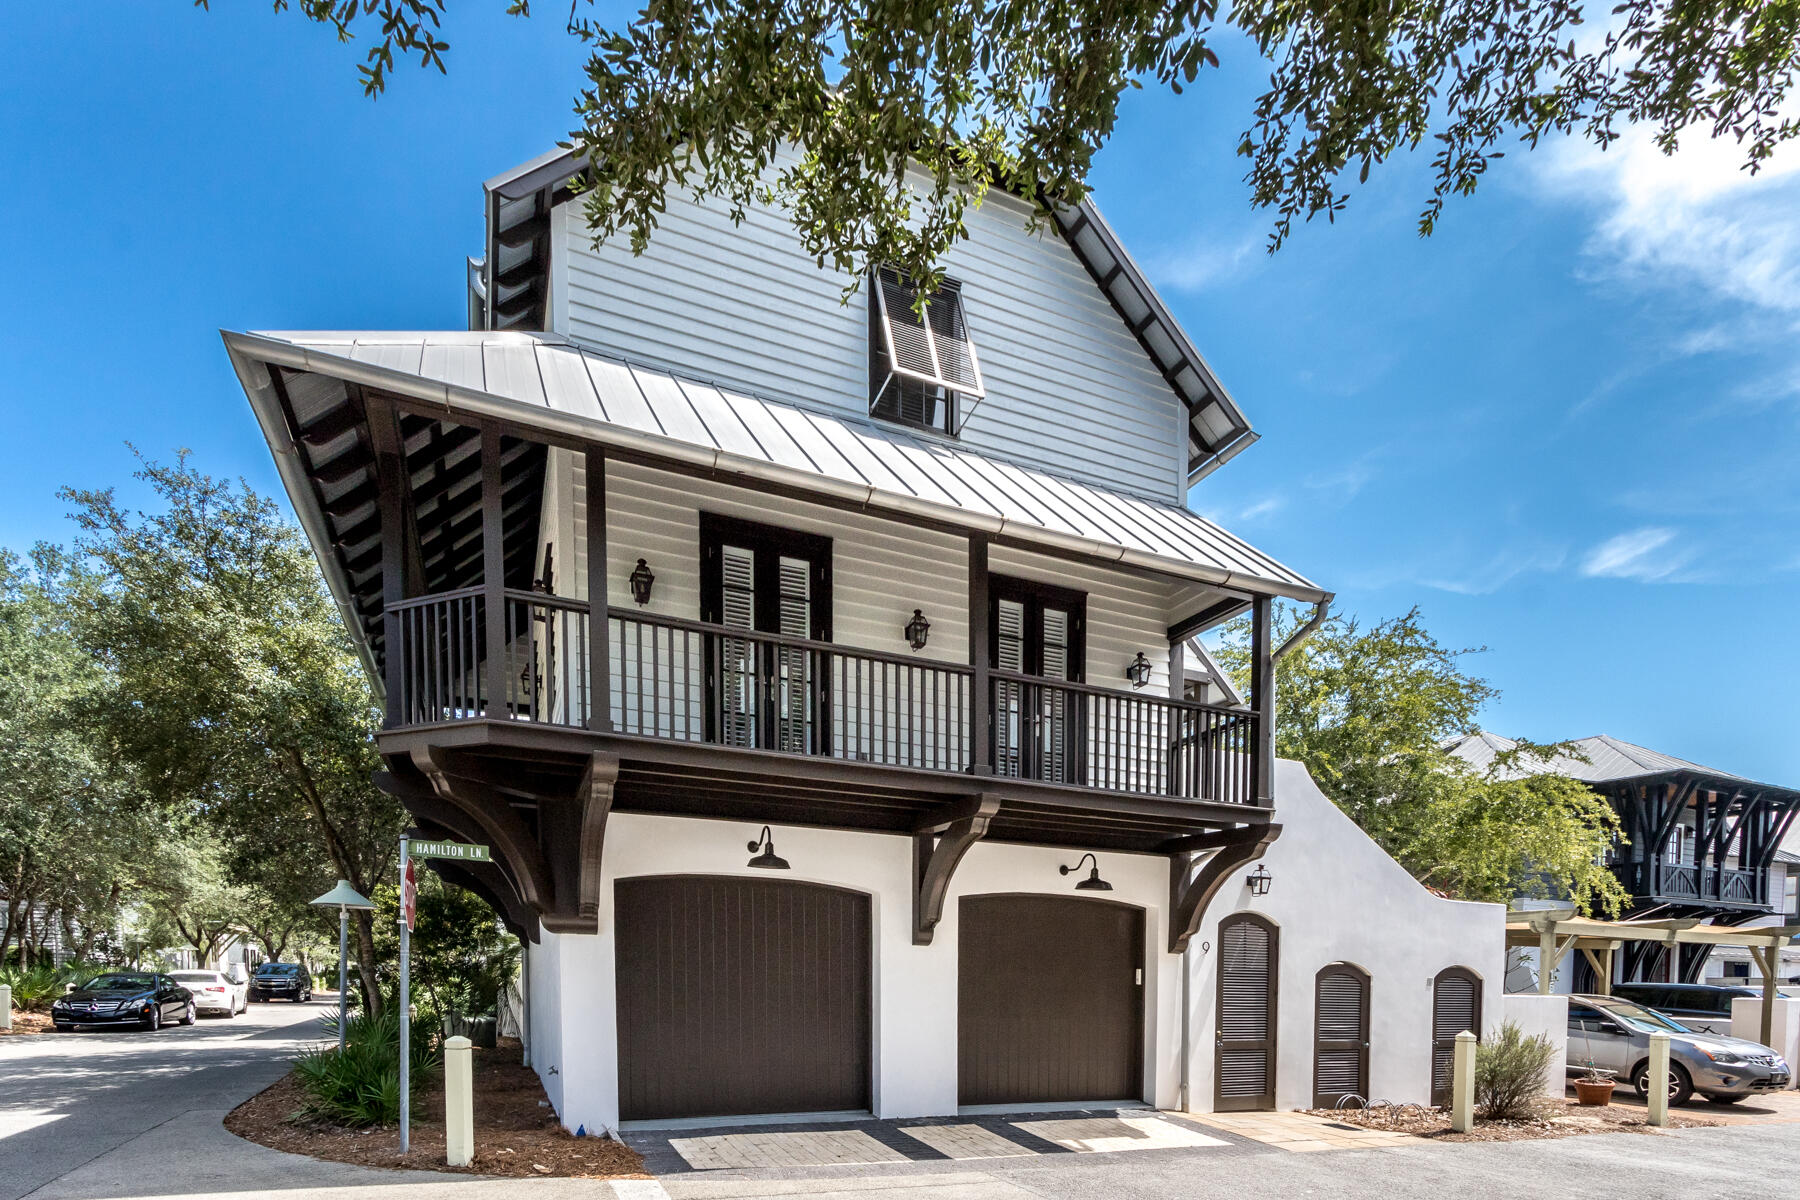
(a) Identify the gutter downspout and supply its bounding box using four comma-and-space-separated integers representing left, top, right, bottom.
1181, 593, 1331, 1112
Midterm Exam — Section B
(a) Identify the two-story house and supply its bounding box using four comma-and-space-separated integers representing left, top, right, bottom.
1447, 732, 1800, 985
226, 147, 1505, 1131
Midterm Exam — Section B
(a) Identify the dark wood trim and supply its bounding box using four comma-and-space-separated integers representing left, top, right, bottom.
912, 794, 1001, 945
1215, 911, 1279, 1112
1250, 596, 1275, 806
481, 427, 508, 711
413, 746, 556, 917
968, 534, 993, 775
373, 411, 408, 728
374, 767, 541, 941
576, 753, 619, 923
1313, 962, 1371, 1110
584, 448, 612, 732
697, 512, 834, 638
1168, 823, 1281, 953
1167, 596, 1252, 644
989, 574, 1087, 680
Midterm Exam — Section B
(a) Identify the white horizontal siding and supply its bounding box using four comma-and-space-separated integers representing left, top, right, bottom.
554, 159, 1186, 503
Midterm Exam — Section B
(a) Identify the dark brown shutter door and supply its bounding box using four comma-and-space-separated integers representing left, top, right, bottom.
1430, 968, 1482, 1106
1215, 914, 1278, 1111
958, 895, 1143, 1105
1312, 965, 1370, 1108
615, 876, 871, 1120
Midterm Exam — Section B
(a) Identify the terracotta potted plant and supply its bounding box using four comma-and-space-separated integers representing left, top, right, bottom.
1573, 1062, 1616, 1106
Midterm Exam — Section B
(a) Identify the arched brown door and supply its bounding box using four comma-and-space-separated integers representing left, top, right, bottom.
1313, 963, 1370, 1108
1431, 966, 1483, 1106
1215, 913, 1278, 1111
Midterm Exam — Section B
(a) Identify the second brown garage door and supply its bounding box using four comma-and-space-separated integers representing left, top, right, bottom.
615, 875, 871, 1121
958, 894, 1144, 1105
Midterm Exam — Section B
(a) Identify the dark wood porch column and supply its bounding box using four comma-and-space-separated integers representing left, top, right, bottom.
584, 448, 612, 733
1166, 634, 1185, 796
482, 426, 508, 716
368, 398, 418, 729
1250, 595, 1275, 806
969, 534, 992, 776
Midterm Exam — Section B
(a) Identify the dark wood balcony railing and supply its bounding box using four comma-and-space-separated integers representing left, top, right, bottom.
385, 589, 1258, 805
1613, 857, 1769, 908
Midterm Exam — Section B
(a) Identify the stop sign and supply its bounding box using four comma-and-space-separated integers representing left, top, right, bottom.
402, 858, 418, 932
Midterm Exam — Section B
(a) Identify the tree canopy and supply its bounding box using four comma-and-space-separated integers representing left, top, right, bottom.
1218, 605, 1629, 915
218, 0, 1800, 291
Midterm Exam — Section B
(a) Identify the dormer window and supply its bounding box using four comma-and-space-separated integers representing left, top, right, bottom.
869, 267, 984, 436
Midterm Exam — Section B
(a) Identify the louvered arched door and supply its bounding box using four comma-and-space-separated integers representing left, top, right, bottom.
1215, 913, 1278, 1111
1312, 964, 1370, 1108
1430, 966, 1482, 1106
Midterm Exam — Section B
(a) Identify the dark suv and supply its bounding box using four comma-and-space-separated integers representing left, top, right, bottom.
249, 963, 313, 1003
1610, 982, 1792, 1036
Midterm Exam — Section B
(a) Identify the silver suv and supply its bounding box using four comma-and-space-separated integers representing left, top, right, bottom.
1568, 994, 1790, 1105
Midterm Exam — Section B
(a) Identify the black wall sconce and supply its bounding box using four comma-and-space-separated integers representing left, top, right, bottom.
628, 558, 655, 606
1246, 864, 1272, 896
904, 609, 931, 651
1059, 852, 1112, 892
746, 826, 790, 870
1124, 652, 1153, 689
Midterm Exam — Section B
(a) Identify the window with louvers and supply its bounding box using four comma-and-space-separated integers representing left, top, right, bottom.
1216, 913, 1278, 1111
1430, 967, 1482, 1106
869, 267, 984, 435
1312, 965, 1370, 1109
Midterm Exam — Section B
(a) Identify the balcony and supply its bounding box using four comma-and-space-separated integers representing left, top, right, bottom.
1613, 857, 1771, 911
385, 587, 1261, 810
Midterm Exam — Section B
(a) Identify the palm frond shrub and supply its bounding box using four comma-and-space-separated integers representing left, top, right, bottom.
1474, 1020, 1555, 1119
293, 1009, 440, 1127
0, 962, 105, 1012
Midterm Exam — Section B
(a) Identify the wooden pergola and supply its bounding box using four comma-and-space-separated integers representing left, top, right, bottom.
1507, 907, 1798, 1047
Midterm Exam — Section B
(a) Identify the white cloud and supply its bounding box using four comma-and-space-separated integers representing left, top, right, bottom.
1422, 546, 1569, 596
1150, 232, 1262, 291
1579, 527, 1695, 581
1534, 121, 1800, 321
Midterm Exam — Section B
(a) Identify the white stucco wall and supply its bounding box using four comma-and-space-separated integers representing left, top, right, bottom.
1730, 996, 1800, 1080
1185, 759, 1507, 1111
529, 813, 1181, 1134
1502, 993, 1570, 1097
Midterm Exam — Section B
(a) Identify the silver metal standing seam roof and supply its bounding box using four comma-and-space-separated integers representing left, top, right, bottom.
222, 329, 1325, 603
1443, 730, 1749, 785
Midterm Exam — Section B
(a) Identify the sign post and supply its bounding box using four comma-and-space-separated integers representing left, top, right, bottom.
398, 838, 415, 1155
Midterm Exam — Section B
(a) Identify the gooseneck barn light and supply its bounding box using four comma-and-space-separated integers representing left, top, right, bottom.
1059, 852, 1113, 892
746, 826, 790, 870
628, 558, 655, 606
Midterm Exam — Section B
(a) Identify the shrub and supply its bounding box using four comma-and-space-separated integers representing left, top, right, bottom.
292, 1009, 440, 1127
1475, 1021, 1555, 1119
0, 962, 109, 1012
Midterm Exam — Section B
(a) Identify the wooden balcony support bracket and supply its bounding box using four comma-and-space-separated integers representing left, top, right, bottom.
412, 746, 556, 920
576, 752, 620, 924
372, 768, 539, 941
1168, 823, 1282, 953
912, 794, 1002, 945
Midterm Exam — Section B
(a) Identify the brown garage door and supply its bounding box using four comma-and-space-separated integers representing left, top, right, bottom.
615, 875, 871, 1121
958, 895, 1144, 1105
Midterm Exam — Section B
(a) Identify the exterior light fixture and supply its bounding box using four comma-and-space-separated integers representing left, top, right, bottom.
746, 826, 790, 870
628, 558, 655, 606
310, 879, 375, 1051
1059, 852, 1113, 892
1246, 864, 1272, 897
1124, 652, 1153, 689
904, 609, 931, 651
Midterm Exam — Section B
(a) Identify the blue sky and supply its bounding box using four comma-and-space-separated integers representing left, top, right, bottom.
3, 5, 1795, 781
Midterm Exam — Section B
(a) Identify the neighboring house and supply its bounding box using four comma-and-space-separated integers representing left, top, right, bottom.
1447, 731, 1800, 986
227, 147, 1501, 1131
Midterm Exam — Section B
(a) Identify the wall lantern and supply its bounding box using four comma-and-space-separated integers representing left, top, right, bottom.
904, 609, 931, 651
1246, 864, 1272, 896
1059, 852, 1113, 892
628, 558, 655, 606
746, 826, 790, 870
1124, 652, 1153, 689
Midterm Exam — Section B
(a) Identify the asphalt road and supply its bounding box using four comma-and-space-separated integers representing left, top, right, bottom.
0, 995, 328, 1200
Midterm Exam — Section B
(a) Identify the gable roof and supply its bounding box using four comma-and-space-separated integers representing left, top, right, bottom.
1443, 730, 1749, 786
474, 150, 1256, 486
226, 329, 1323, 623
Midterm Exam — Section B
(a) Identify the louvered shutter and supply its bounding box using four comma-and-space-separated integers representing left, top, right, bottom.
870, 268, 985, 433
1430, 968, 1482, 1106
1312, 966, 1369, 1108
1216, 914, 1277, 1111
773, 555, 813, 753
994, 599, 1025, 778
1038, 607, 1071, 783
718, 544, 759, 748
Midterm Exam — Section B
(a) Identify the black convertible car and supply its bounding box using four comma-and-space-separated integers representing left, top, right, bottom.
51, 972, 195, 1031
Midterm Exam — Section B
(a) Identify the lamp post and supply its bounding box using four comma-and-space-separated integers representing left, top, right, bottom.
309, 880, 375, 1053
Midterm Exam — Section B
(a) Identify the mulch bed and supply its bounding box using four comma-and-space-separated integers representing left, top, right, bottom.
225, 1040, 648, 1179
1307, 1097, 1725, 1143
0, 1011, 55, 1036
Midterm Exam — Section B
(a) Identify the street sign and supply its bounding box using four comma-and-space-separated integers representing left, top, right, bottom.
401, 859, 417, 932
410, 839, 491, 862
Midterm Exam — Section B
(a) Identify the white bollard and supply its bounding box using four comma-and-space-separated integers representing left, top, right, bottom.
0, 984, 11, 1031
1646, 1031, 1670, 1127
1451, 1030, 1478, 1132
444, 1035, 474, 1167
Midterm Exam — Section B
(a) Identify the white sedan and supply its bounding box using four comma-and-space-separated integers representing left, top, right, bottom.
169, 970, 247, 1017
